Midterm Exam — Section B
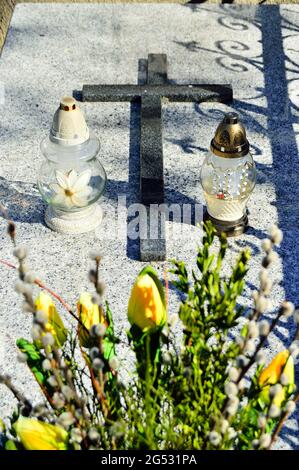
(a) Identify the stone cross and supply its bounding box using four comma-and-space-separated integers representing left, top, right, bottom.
82, 54, 232, 261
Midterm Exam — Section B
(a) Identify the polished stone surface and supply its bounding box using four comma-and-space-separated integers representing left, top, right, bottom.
0, 4, 298, 449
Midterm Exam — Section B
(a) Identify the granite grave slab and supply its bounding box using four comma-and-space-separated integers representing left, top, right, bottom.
0, 4, 298, 448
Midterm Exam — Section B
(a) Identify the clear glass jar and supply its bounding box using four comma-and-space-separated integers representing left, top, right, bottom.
201, 151, 256, 222
38, 134, 107, 213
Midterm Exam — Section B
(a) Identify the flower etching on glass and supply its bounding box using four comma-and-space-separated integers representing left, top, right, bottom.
51, 169, 92, 209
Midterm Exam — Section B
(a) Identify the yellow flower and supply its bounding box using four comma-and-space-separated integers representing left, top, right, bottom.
128, 266, 166, 332
77, 292, 105, 347
35, 292, 67, 348
259, 350, 295, 407
14, 417, 68, 450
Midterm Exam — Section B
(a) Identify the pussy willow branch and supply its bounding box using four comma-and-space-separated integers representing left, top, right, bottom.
236, 310, 284, 384
1, 213, 87, 331
80, 346, 109, 418
0, 375, 31, 410
0, 258, 88, 332
269, 391, 299, 449
0, 259, 15, 269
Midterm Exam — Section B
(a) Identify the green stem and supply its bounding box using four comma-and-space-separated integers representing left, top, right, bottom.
145, 335, 155, 449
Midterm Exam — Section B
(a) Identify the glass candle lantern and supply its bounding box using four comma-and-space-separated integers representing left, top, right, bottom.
200, 112, 256, 236
38, 97, 107, 234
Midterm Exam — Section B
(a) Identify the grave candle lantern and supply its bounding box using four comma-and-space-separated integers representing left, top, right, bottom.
200, 112, 256, 236
38, 97, 107, 233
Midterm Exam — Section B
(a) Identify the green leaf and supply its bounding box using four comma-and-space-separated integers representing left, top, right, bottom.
202, 255, 215, 275
0, 418, 5, 432
103, 302, 116, 362
16, 338, 52, 393
5, 440, 18, 450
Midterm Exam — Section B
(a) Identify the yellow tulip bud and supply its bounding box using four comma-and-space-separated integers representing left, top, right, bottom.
35, 292, 67, 348
128, 267, 166, 332
14, 417, 68, 450
77, 292, 105, 347
258, 350, 295, 407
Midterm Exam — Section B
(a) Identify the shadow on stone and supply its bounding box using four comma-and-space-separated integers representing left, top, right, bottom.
0, 177, 45, 224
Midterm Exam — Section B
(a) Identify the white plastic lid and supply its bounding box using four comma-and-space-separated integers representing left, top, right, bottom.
50, 96, 89, 146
